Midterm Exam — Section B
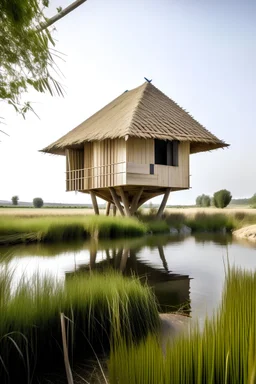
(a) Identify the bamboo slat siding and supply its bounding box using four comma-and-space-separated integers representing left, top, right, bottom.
66, 139, 126, 191
42, 82, 228, 156
66, 140, 190, 191
66, 149, 84, 191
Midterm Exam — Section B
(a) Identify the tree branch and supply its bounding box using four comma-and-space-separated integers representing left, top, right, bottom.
40, 0, 88, 31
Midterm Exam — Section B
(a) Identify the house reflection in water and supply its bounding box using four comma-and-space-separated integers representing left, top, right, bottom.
66, 242, 191, 314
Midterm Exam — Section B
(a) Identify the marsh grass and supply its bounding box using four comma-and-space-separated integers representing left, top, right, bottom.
142, 210, 256, 233
0, 270, 159, 383
0, 215, 147, 245
184, 212, 235, 232
109, 266, 256, 383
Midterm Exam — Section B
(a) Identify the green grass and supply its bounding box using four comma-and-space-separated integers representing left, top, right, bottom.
0, 270, 159, 383
0, 215, 147, 245
185, 212, 235, 232
1, 210, 256, 246
141, 211, 256, 233
109, 265, 256, 383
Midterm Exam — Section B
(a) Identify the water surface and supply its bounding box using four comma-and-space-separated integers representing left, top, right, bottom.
1, 234, 255, 324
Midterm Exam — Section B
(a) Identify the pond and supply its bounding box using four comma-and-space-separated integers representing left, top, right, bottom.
1, 234, 256, 324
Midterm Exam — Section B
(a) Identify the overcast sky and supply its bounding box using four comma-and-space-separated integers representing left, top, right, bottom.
0, 0, 255, 205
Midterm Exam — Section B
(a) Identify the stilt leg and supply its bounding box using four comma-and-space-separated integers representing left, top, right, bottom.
105, 201, 111, 216
130, 187, 143, 215
156, 188, 171, 219
119, 187, 131, 216
89, 190, 99, 215
109, 187, 125, 216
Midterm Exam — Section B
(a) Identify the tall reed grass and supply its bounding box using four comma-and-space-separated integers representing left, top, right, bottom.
109, 266, 256, 383
0, 215, 147, 245
0, 270, 159, 383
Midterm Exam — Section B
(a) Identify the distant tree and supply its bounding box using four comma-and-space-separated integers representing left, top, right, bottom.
196, 195, 202, 206
196, 194, 211, 207
201, 194, 211, 207
213, 189, 232, 208
250, 193, 256, 206
33, 197, 44, 208
11, 195, 19, 205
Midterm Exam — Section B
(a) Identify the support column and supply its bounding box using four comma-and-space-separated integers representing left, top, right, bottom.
89, 191, 99, 215
112, 204, 117, 216
119, 187, 131, 216
105, 202, 111, 216
130, 187, 143, 215
109, 187, 125, 216
156, 188, 171, 219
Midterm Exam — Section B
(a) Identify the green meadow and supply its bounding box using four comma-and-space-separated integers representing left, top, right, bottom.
1, 208, 256, 245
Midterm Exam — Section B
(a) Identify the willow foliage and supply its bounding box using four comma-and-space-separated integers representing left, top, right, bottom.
0, 0, 63, 119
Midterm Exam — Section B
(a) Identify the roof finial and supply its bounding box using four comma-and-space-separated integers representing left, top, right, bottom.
144, 77, 152, 83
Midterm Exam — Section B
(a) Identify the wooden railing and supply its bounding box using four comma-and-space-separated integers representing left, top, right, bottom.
66, 161, 126, 191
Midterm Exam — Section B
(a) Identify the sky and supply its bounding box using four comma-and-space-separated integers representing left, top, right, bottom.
0, 0, 255, 205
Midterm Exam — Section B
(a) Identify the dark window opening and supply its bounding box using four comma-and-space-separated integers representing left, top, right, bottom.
154, 139, 179, 166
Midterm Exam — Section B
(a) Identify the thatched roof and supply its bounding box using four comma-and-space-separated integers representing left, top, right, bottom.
41, 82, 228, 155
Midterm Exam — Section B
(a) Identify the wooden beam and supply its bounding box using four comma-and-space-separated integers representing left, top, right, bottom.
109, 187, 125, 216
105, 202, 111, 216
89, 190, 99, 215
130, 187, 143, 215
119, 187, 131, 216
156, 188, 171, 219
112, 204, 117, 216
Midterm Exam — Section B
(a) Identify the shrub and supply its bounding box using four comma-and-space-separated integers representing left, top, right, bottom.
196, 194, 211, 207
33, 197, 44, 208
11, 195, 19, 205
213, 189, 232, 208
196, 195, 202, 206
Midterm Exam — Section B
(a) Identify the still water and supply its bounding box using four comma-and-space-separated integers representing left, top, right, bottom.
1, 234, 256, 324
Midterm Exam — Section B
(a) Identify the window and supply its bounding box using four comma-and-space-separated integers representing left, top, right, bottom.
154, 139, 179, 166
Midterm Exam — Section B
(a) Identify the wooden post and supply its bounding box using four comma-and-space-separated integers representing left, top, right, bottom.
119, 187, 131, 216
130, 187, 143, 215
109, 187, 125, 216
105, 202, 111, 216
89, 190, 99, 215
112, 204, 117, 216
156, 188, 171, 219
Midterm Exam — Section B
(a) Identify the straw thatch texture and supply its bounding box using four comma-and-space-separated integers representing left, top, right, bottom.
42, 82, 228, 155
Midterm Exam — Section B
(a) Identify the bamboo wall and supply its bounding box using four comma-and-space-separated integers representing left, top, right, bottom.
66, 138, 190, 192
66, 149, 84, 191
66, 139, 126, 191
126, 138, 190, 188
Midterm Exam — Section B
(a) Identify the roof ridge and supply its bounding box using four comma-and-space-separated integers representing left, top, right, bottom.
127, 82, 149, 138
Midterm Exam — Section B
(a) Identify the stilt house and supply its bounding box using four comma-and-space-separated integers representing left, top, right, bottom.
41, 82, 228, 217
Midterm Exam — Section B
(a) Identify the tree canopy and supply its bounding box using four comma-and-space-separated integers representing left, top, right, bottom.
213, 189, 232, 209
0, 0, 65, 120
1, 0, 87, 125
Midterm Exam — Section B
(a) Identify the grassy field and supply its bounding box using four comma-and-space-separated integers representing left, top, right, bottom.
0, 270, 159, 383
109, 266, 256, 383
0, 215, 147, 245
0, 207, 256, 245
0, 206, 255, 217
